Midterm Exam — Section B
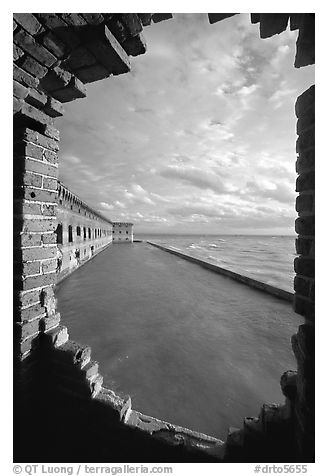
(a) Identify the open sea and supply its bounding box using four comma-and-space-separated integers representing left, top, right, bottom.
136, 234, 296, 293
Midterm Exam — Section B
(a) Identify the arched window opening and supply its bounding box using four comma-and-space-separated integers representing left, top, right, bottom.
68, 225, 73, 243
55, 224, 63, 244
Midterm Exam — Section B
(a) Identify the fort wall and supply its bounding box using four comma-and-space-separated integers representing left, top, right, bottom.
56, 181, 113, 281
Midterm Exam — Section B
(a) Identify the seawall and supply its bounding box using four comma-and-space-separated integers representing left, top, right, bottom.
147, 241, 293, 302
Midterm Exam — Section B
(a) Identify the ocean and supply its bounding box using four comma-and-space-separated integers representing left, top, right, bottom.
136, 234, 296, 293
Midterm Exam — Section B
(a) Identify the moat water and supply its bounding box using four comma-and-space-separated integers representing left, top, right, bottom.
56, 240, 301, 440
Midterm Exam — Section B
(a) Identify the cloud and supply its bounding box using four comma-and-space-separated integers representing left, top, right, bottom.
124, 184, 155, 205
159, 165, 229, 194
243, 180, 296, 204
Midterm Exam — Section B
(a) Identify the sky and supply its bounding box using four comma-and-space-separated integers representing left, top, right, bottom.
58, 13, 314, 235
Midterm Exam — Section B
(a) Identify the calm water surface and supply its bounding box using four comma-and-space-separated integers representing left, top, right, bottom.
56, 239, 300, 440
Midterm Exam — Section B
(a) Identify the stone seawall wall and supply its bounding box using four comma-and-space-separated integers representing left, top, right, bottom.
56, 182, 112, 281
147, 241, 293, 302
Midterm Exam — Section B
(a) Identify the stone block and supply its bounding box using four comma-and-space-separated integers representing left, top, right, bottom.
41, 325, 69, 347
21, 260, 41, 277
15, 318, 40, 341
14, 28, 57, 67
295, 14, 315, 68
13, 14, 44, 35
14, 141, 44, 160
13, 63, 39, 89
40, 66, 72, 92
13, 97, 23, 113
17, 231, 43, 247
41, 258, 57, 274
64, 46, 97, 70
60, 13, 87, 26
36, 13, 81, 48
41, 204, 57, 216
280, 370, 297, 400
40, 312, 61, 331
22, 172, 42, 188
290, 13, 304, 31
51, 340, 91, 366
250, 14, 260, 24
296, 110, 314, 135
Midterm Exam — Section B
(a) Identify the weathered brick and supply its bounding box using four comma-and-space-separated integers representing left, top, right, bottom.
18, 55, 48, 79
13, 14, 44, 35
80, 13, 104, 25
296, 110, 314, 135
296, 148, 314, 174
43, 149, 58, 165
13, 80, 29, 99
151, 13, 173, 23
15, 302, 46, 322
42, 233, 57, 244
41, 325, 69, 348
18, 158, 58, 178
294, 275, 312, 297
14, 141, 44, 160
51, 340, 91, 366
41, 312, 61, 331
295, 85, 315, 118
296, 128, 314, 153
295, 237, 314, 257
14, 28, 57, 67
14, 231, 42, 247
40, 66, 72, 92
74, 64, 110, 84
42, 177, 58, 190
14, 128, 59, 151
296, 193, 314, 213
22, 218, 57, 233
60, 13, 88, 26
85, 26, 130, 77
25, 88, 47, 108
41, 204, 57, 216
23, 172, 42, 188
18, 102, 55, 126
120, 14, 143, 36
138, 14, 152, 26
15, 289, 42, 307
36, 13, 81, 48
294, 256, 314, 278
13, 97, 23, 113
296, 171, 315, 192
50, 76, 87, 103
40, 31, 67, 59
41, 258, 57, 274
15, 318, 41, 341
23, 187, 57, 203
22, 271, 56, 291
43, 125, 60, 141
13, 63, 39, 89
21, 261, 41, 276
43, 97, 64, 117
13, 44, 25, 61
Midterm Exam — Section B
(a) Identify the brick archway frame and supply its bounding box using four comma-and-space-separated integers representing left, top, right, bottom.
13, 13, 314, 462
